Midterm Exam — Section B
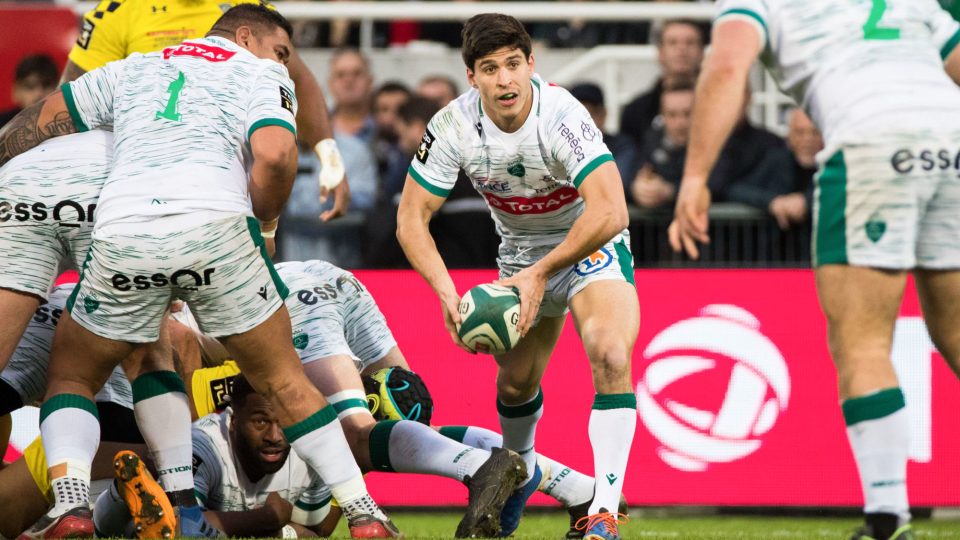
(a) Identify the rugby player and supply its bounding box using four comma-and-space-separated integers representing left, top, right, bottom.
396, 13, 638, 540
62, 0, 350, 221
0, 5, 398, 538
669, 2, 960, 539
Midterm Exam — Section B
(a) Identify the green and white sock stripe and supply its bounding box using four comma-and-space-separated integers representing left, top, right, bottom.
132, 371, 187, 403
39, 393, 99, 423
842, 388, 905, 426
369, 420, 399, 472
439, 426, 469, 443
497, 388, 544, 418
592, 393, 637, 410
327, 389, 371, 420
282, 405, 338, 443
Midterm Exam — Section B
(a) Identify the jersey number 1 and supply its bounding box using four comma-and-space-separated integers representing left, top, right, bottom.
863, 0, 900, 40
156, 71, 185, 122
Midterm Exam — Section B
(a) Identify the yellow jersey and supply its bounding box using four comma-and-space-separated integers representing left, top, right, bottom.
68, 0, 265, 72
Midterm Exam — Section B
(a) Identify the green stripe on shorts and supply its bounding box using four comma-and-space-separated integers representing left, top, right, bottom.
815, 151, 848, 266
245, 217, 289, 299
614, 239, 635, 285
65, 249, 93, 313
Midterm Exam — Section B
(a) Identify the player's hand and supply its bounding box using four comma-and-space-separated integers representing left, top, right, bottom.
440, 291, 475, 354
668, 180, 711, 259
319, 177, 351, 222
495, 267, 547, 339
264, 492, 293, 526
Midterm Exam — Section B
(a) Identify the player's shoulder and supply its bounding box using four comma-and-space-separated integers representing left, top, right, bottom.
192, 411, 228, 445
536, 74, 581, 118
83, 0, 131, 20
1, 131, 113, 173
434, 89, 480, 132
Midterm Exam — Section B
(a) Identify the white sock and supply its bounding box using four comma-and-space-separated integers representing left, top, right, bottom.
843, 388, 911, 523
93, 481, 132, 537
498, 388, 543, 485
588, 393, 636, 515
283, 405, 382, 519
40, 394, 100, 516
132, 371, 195, 493
371, 420, 489, 482
439, 425, 594, 507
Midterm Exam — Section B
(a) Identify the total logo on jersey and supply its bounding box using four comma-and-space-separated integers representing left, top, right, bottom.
482, 186, 579, 215
0, 200, 96, 227
111, 268, 216, 291
162, 42, 235, 62
636, 304, 790, 472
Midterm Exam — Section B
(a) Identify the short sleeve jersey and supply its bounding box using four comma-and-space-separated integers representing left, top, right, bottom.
191, 410, 331, 525
715, 0, 960, 149
408, 74, 615, 248
68, 0, 266, 72
62, 37, 297, 232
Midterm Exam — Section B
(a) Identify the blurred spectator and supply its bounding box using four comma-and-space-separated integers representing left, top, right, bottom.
417, 75, 459, 107
568, 82, 635, 183
628, 78, 694, 209
724, 108, 823, 230
0, 55, 58, 128
533, 0, 648, 48
329, 48, 375, 142
371, 81, 412, 195
619, 19, 704, 145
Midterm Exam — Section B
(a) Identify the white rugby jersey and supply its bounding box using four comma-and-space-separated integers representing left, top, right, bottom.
409, 74, 616, 248
62, 36, 298, 234
716, 0, 960, 152
192, 410, 331, 526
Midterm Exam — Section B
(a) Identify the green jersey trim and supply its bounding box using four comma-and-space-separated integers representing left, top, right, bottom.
60, 83, 89, 133
247, 118, 296, 140
295, 495, 332, 511
408, 166, 452, 198
717, 8, 768, 47
573, 153, 615, 189
941, 28, 960, 60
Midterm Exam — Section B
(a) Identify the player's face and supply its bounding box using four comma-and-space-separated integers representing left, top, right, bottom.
661, 90, 694, 146
241, 26, 292, 66
467, 47, 536, 132
231, 394, 291, 476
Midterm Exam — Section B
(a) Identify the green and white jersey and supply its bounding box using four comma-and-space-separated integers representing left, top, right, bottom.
716, 0, 960, 152
408, 74, 616, 248
278, 260, 397, 370
191, 409, 331, 526
62, 37, 298, 235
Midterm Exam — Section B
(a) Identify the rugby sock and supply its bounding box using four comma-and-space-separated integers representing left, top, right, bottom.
93, 481, 132, 537
284, 405, 386, 520
40, 394, 100, 517
132, 371, 195, 503
370, 420, 489, 482
498, 387, 543, 486
439, 425, 594, 506
843, 388, 911, 524
588, 393, 636, 516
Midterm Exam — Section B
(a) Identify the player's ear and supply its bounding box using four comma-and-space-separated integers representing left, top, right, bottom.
466, 68, 476, 88
527, 54, 536, 71
236, 26, 253, 48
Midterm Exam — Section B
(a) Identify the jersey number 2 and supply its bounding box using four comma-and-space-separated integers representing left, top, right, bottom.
863, 0, 900, 40
156, 71, 185, 122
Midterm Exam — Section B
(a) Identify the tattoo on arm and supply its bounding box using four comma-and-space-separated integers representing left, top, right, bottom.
0, 97, 77, 167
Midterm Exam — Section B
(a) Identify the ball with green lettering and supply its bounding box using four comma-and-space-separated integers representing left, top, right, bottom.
457, 284, 521, 354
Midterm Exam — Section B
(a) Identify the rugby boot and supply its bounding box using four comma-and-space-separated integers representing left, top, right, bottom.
348, 514, 403, 538
114, 450, 177, 539
850, 513, 915, 540
497, 462, 542, 537
573, 509, 628, 540
455, 447, 526, 538
16, 506, 94, 540
566, 495, 629, 539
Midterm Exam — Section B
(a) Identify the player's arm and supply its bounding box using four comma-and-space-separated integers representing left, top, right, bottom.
249, 126, 298, 222
60, 61, 88, 84
669, 18, 763, 259
202, 500, 292, 537
0, 91, 75, 166
498, 162, 628, 335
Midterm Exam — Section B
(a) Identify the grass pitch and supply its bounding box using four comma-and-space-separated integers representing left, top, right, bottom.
324, 511, 960, 539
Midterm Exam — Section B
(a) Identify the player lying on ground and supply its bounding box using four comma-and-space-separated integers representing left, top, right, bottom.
396, 13, 638, 540
0, 5, 398, 538
94, 375, 337, 538
668, 1, 960, 539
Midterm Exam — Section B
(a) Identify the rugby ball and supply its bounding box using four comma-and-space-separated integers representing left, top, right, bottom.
457, 284, 521, 354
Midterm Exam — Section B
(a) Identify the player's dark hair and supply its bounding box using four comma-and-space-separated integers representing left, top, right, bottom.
398, 96, 440, 125
461, 13, 532, 70
15, 54, 58, 88
654, 19, 706, 47
209, 4, 293, 40
226, 374, 257, 409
